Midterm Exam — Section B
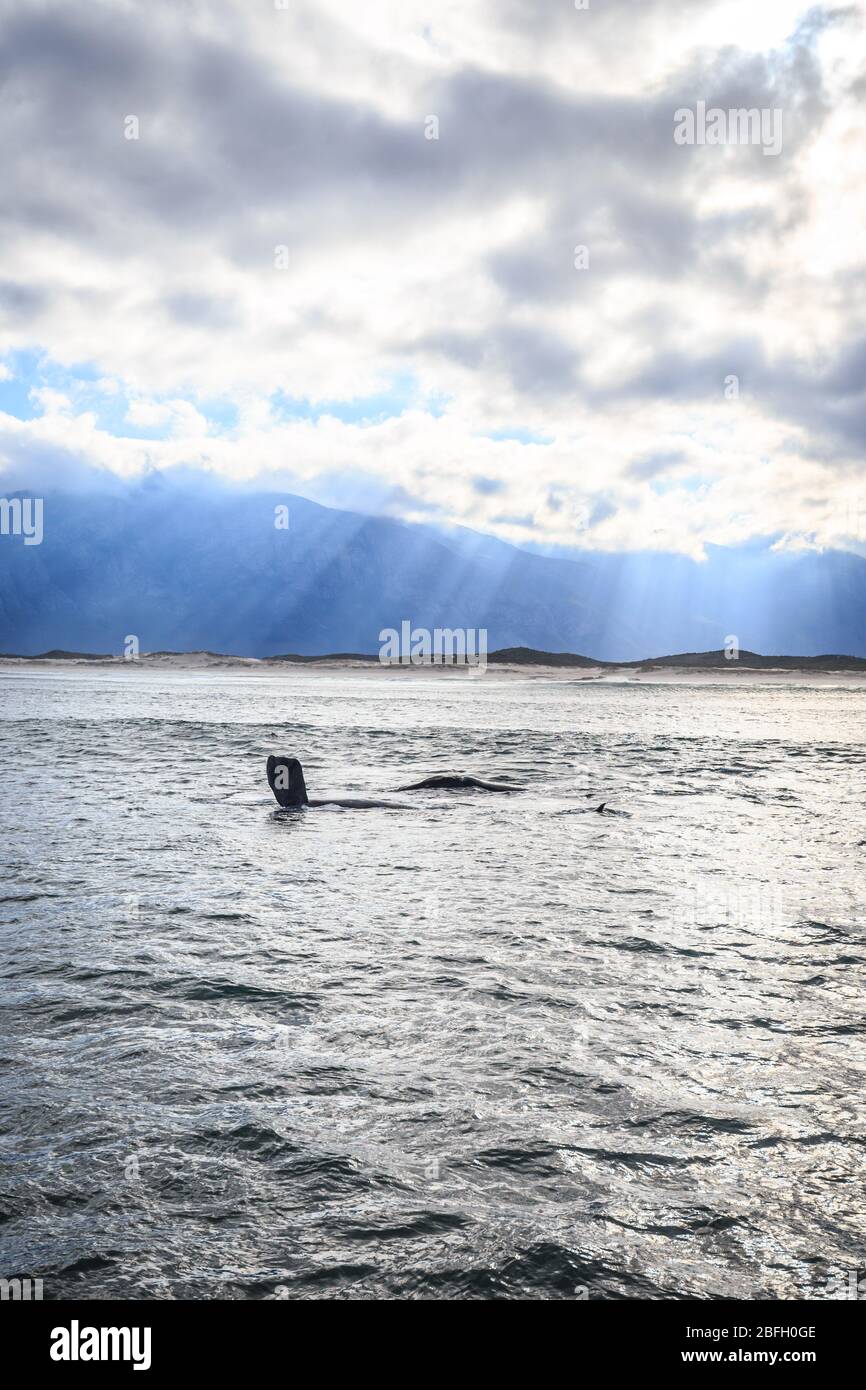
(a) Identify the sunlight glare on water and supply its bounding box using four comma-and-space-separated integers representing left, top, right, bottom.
1, 668, 864, 1300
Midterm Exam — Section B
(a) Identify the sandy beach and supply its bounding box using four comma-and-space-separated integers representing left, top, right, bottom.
2, 650, 865, 686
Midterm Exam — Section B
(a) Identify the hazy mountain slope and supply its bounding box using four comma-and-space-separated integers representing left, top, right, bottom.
1, 476, 864, 658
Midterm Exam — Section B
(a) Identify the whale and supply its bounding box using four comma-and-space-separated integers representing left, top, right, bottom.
394, 772, 523, 793
267, 755, 410, 809
267, 756, 524, 808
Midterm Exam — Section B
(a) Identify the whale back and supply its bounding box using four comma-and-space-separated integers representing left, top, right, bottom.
267, 754, 309, 807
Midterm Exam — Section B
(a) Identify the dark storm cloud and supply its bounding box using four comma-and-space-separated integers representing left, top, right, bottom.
596, 332, 866, 458
0, 5, 428, 246
416, 323, 579, 397
771, 339, 866, 456
0, 1, 827, 255
487, 190, 700, 310
825, 336, 866, 397
594, 337, 767, 404
0, 0, 860, 522
0, 280, 49, 322
3, 3, 146, 84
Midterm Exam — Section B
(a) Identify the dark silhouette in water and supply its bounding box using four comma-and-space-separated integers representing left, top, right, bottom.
266, 756, 524, 808
267, 755, 408, 809
394, 772, 523, 792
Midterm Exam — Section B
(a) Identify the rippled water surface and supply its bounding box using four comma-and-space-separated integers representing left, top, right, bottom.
1, 668, 865, 1300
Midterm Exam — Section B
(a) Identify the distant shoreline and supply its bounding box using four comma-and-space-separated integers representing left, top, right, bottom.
2, 645, 866, 683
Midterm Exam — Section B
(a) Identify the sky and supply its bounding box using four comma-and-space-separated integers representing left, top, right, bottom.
0, 0, 864, 559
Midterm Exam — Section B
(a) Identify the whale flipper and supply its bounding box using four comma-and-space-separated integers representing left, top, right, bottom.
267, 756, 409, 810
267, 754, 309, 807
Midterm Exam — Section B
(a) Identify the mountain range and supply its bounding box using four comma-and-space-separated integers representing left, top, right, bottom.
1, 473, 865, 660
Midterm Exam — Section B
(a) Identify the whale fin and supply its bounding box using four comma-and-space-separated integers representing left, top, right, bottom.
267, 755, 309, 807
596, 802, 606, 813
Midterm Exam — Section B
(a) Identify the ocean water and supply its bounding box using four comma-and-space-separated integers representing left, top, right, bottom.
1, 667, 864, 1301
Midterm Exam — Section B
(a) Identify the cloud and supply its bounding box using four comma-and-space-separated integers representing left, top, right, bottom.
0, 0, 863, 556
472, 475, 506, 495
